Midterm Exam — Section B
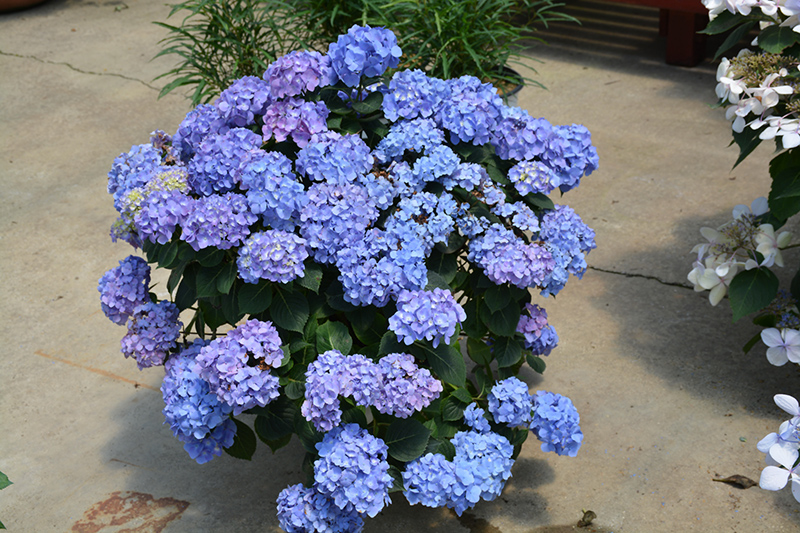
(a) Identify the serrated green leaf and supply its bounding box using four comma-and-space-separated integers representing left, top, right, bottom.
221, 290, 244, 325
759, 24, 800, 53
714, 20, 756, 60
494, 337, 523, 368
175, 263, 198, 311
379, 330, 407, 356
0, 472, 11, 491
731, 123, 763, 168
196, 247, 225, 267
238, 280, 272, 315
441, 396, 465, 421
753, 314, 778, 328
388, 465, 405, 493
729, 268, 780, 322
271, 287, 309, 333
285, 381, 306, 400
462, 299, 488, 339
769, 152, 800, 220
224, 418, 257, 460
315, 320, 353, 355
296, 262, 323, 293
451, 387, 472, 404
351, 90, 383, 114
526, 354, 546, 374
699, 10, 744, 35
216, 262, 237, 294
427, 249, 458, 283
260, 433, 292, 453
474, 367, 491, 396
467, 337, 491, 365
167, 262, 187, 294
481, 300, 521, 337
295, 417, 323, 454
522, 192, 555, 211
484, 284, 513, 314
254, 397, 297, 442
198, 298, 226, 329
413, 342, 466, 386
385, 418, 432, 462
196, 265, 224, 298
425, 270, 452, 291
157, 239, 180, 268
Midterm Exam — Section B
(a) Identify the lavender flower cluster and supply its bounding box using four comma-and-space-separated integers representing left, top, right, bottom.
98, 24, 596, 531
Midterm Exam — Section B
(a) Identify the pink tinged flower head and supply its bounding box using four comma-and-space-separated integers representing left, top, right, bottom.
761, 328, 800, 366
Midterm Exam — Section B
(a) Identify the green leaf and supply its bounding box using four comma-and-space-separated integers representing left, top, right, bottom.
224, 418, 257, 460
474, 367, 491, 397
175, 263, 198, 311
351, 90, 384, 115
196, 247, 225, 267
238, 280, 272, 315
427, 438, 456, 461
526, 354, 547, 374
699, 10, 744, 35
296, 262, 323, 293
481, 300, 521, 337
451, 387, 472, 404
728, 268, 780, 322
221, 290, 244, 325
198, 298, 226, 329
792, 267, 800, 303
441, 396, 466, 421
157, 239, 180, 268
196, 265, 225, 298
731, 126, 763, 168
315, 320, 353, 355
413, 342, 466, 386
713, 20, 756, 60
260, 433, 292, 454
167, 262, 187, 294
425, 270, 452, 291
271, 287, 309, 333
142, 239, 159, 263
285, 381, 306, 400
484, 284, 513, 314
522, 192, 554, 211
216, 262, 237, 294
295, 417, 323, 454
462, 299, 488, 339
388, 465, 405, 493
494, 337, 523, 368
385, 418, 432, 462
325, 281, 357, 312
254, 397, 297, 442
427, 250, 458, 283
759, 24, 800, 53
379, 330, 407, 356
769, 151, 800, 220
467, 337, 491, 365
0, 472, 11, 491
753, 313, 778, 328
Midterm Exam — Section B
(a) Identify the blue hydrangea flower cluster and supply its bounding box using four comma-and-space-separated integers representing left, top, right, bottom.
215, 75, 272, 128
296, 132, 373, 184
237, 230, 309, 284
187, 127, 262, 196
373, 353, 443, 417
492, 106, 553, 162
389, 289, 466, 347
463, 403, 490, 433
468, 224, 555, 289
402, 430, 514, 516
262, 97, 329, 147
264, 50, 334, 99
529, 391, 583, 457
135, 189, 193, 245
161, 340, 237, 464
120, 301, 182, 369
488, 377, 533, 428
236, 150, 305, 230
517, 303, 559, 356
436, 76, 503, 145
374, 118, 445, 163
194, 319, 283, 415
539, 205, 597, 296
507, 159, 556, 196
541, 124, 599, 193
302, 350, 441, 431
327, 25, 402, 86
382, 69, 450, 122
277, 484, 364, 533
107, 143, 164, 210
181, 192, 257, 251
98, 255, 150, 325
313, 424, 393, 517
171, 104, 225, 163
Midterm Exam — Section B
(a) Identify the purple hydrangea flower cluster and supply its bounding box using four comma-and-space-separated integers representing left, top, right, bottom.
187, 127, 262, 196
442, 162, 485, 191
237, 230, 309, 284
98, 255, 150, 325
507, 159, 556, 196
402, 430, 514, 515
215, 75, 272, 127
327, 25, 402, 87
436, 76, 503, 145
300, 182, 379, 264
374, 118, 445, 162
236, 150, 305, 230
382, 69, 450, 122
302, 350, 351, 432
107, 143, 164, 210
180, 192, 257, 251
262, 98, 329, 148
488, 377, 532, 427
277, 483, 364, 533
135, 189, 193, 245
161, 340, 237, 464
539, 205, 596, 296
171, 104, 225, 163
492, 106, 553, 161
529, 391, 583, 457
296, 132, 373, 184
517, 303, 559, 356
541, 124, 599, 193
389, 289, 466, 347
194, 319, 284, 415
264, 50, 334, 99
314, 424, 393, 517
385, 192, 458, 252
373, 353, 443, 417
469, 224, 555, 289
463, 403, 490, 433
120, 301, 182, 369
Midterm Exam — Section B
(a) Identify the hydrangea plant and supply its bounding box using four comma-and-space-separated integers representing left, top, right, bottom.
99, 25, 598, 530
693, 0, 800, 503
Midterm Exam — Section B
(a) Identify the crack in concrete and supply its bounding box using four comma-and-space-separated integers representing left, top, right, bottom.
588, 265, 694, 290
0, 49, 159, 91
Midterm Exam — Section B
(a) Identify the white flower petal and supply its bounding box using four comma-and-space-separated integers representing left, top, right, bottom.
767, 346, 790, 366
775, 394, 800, 416
709, 284, 727, 306
762, 328, 784, 347
791, 477, 800, 503
761, 465, 791, 490
769, 442, 800, 469
758, 432, 780, 453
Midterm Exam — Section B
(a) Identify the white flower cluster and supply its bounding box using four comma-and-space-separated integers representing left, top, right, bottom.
704, 0, 800, 22
688, 198, 792, 305
758, 394, 800, 502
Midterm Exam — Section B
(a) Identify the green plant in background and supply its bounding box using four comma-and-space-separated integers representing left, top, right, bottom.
154, 0, 577, 105
154, 0, 305, 105
0, 471, 11, 529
